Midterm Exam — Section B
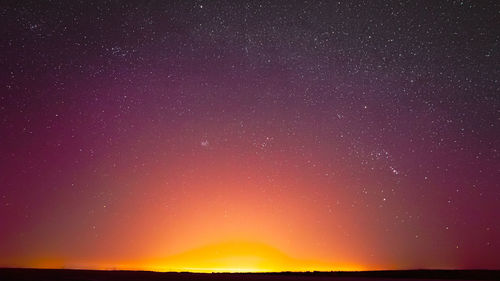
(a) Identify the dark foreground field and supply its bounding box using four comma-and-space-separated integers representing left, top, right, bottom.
1, 269, 499, 281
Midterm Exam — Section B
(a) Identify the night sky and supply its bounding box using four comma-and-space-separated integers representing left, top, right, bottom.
1, 0, 499, 272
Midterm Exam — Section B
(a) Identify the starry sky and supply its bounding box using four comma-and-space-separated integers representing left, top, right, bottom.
1, 0, 499, 272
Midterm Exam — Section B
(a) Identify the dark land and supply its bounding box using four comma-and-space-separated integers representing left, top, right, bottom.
1, 269, 499, 281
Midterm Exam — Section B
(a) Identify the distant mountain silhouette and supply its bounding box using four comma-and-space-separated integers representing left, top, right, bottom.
1, 268, 499, 281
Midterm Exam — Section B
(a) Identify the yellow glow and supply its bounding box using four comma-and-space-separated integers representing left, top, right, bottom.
134, 241, 363, 273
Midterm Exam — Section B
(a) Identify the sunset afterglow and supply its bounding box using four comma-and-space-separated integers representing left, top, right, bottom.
1, 0, 499, 273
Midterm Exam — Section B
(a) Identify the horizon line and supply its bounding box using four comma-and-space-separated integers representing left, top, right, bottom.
1, 267, 499, 273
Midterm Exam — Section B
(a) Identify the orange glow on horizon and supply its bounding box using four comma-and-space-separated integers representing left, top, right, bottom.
134, 241, 365, 273
9, 241, 366, 273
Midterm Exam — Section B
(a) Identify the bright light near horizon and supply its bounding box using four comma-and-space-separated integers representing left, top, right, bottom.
164, 267, 270, 273
19, 241, 365, 273
134, 241, 364, 273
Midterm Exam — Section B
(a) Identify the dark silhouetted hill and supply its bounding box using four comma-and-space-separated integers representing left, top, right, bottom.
0, 268, 499, 281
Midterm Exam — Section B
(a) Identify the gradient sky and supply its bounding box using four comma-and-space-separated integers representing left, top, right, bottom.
1, 0, 499, 272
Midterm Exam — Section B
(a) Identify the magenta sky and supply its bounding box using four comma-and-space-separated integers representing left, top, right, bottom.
0, 0, 499, 271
